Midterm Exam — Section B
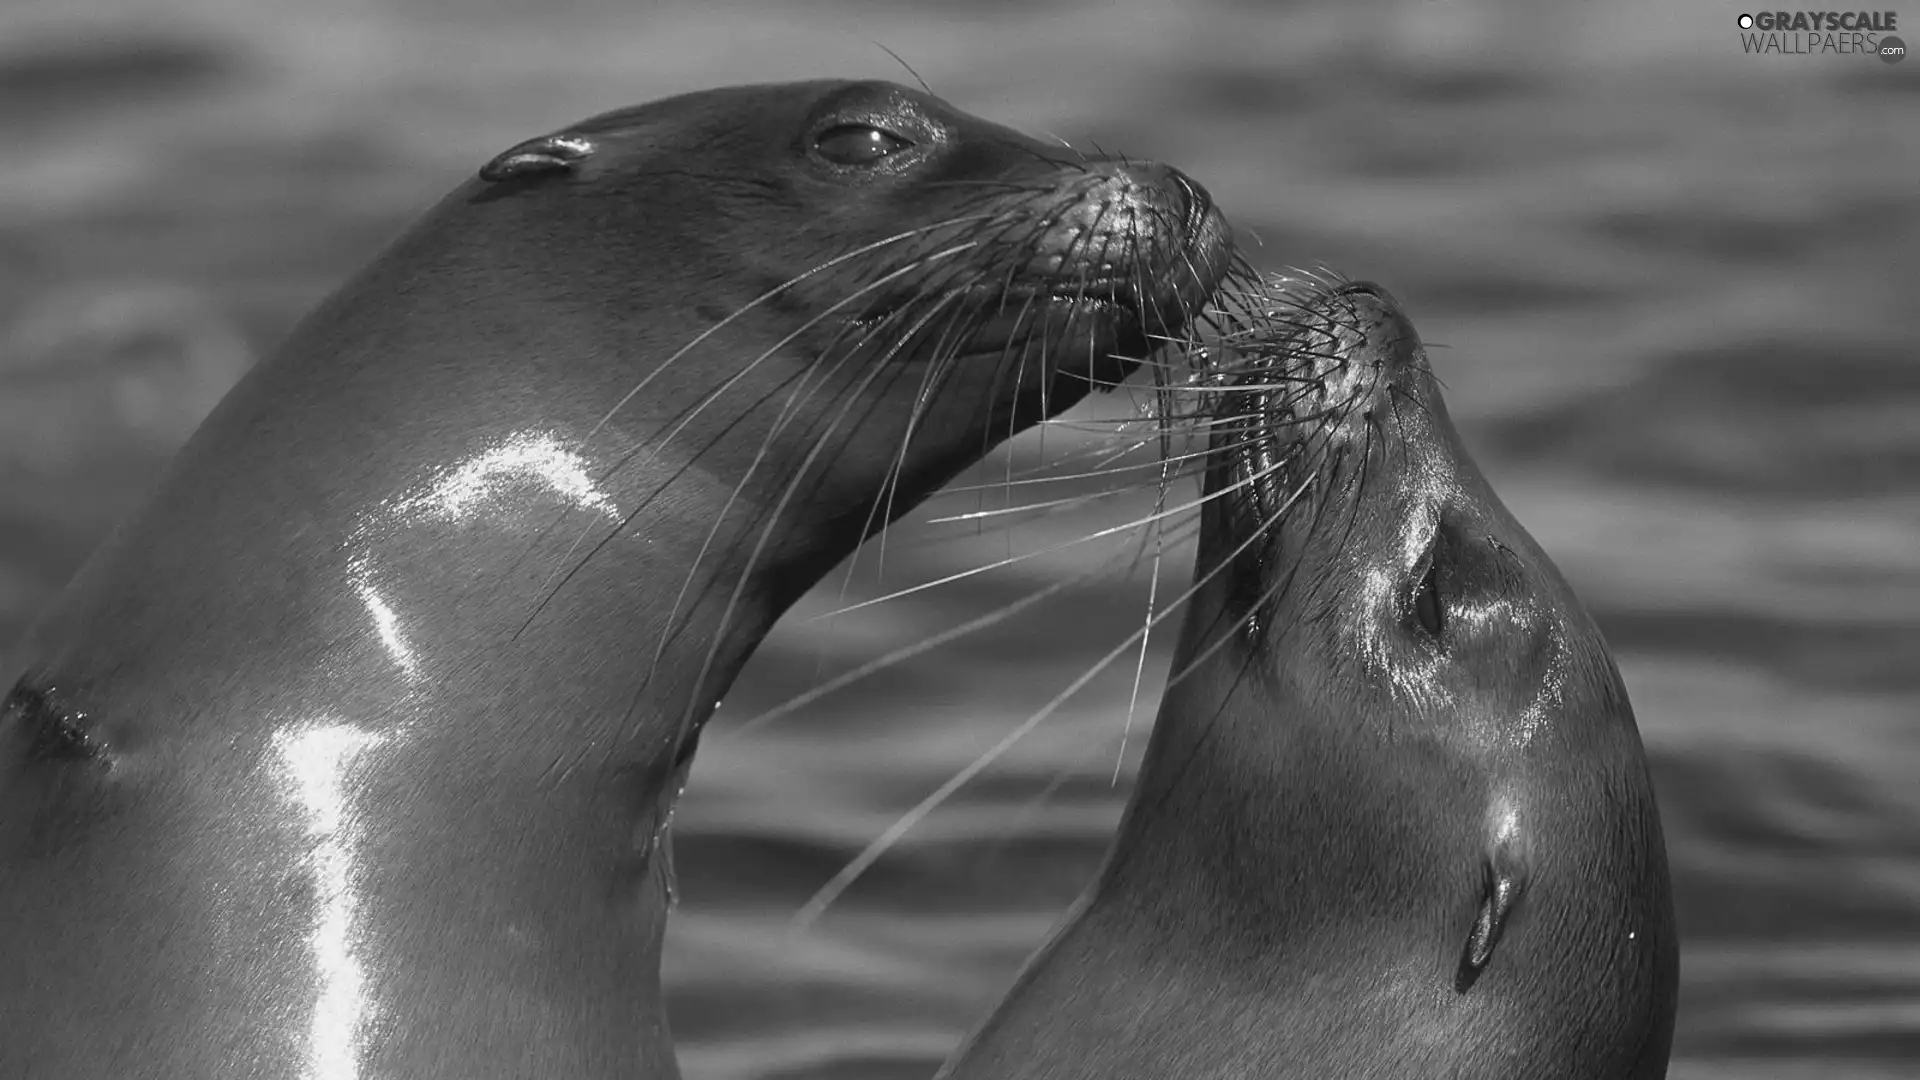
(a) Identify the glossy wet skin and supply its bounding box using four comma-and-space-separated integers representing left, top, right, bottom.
939, 281, 1677, 1080
0, 80, 1231, 1079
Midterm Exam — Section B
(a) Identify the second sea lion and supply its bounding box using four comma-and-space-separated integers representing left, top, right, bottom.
939, 276, 1678, 1079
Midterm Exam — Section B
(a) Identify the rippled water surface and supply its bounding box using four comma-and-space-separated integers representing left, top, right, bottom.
1, 2, 1915, 1076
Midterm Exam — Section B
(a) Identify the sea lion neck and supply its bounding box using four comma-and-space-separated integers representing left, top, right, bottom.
0, 310, 755, 1079
0, 248, 851, 1080
1113, 639, 1492, 946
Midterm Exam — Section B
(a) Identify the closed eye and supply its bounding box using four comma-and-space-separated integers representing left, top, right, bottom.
1411, 522, 1447, 639
1414, 559, 1443, 637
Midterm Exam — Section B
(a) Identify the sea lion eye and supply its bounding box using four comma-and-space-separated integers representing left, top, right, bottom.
814, 123, 914, 165
1414, 561, 1444, 637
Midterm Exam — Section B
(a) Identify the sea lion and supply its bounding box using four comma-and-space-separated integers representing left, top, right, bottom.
0, 80, 1233, 1079
938, 276, 1678, 1079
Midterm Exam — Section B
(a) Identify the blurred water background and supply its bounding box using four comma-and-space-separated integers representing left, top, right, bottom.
1, 1, 1914, 1076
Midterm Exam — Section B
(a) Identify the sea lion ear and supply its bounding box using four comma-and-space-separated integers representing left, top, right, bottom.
478, 134, 597, 182
1454, 841, 1527, 992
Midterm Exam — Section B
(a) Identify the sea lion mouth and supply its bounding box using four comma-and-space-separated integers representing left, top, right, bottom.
850, 278, 1135, 328
853, 248, 1220, 323
842, 285, 1139, 398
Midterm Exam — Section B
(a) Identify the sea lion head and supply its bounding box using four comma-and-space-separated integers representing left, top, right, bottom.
447, 79, 1235, 573
1087, 276, 1679, 1076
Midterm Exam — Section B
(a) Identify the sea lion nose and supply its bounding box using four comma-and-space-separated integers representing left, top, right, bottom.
1163, 166, 1214, 238
1333, 281, 1400, 308
1328, 282, 1426, 376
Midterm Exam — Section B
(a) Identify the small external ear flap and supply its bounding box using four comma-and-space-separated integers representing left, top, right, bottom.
1455, 843, 1527, 992
478, 134, 597, 182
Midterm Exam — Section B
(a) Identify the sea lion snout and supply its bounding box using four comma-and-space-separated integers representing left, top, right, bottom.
966, 158, 1231, 346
